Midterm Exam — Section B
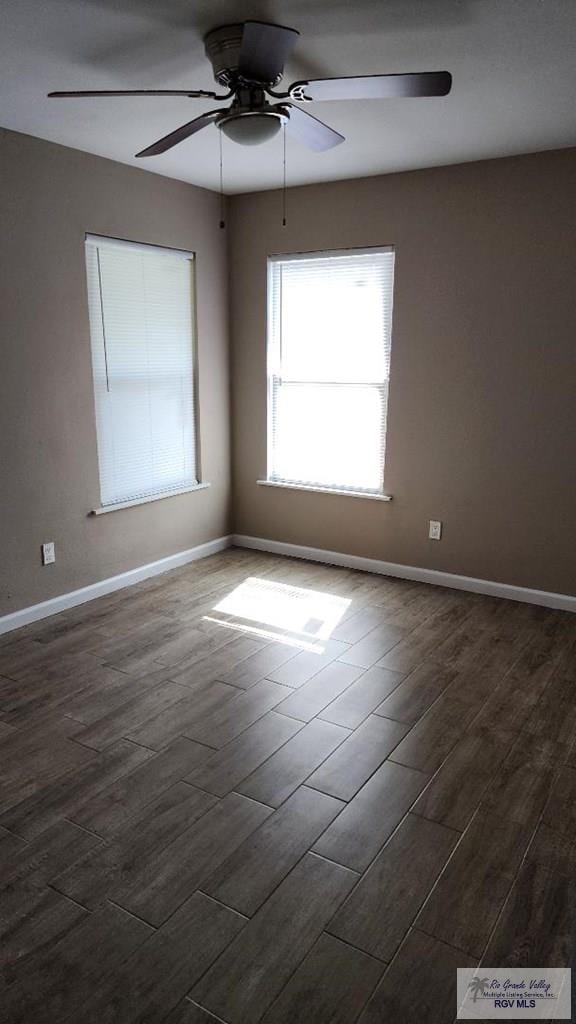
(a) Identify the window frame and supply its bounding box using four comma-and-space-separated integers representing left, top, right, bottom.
264, 246, 395, 500
85, 233, 206, 514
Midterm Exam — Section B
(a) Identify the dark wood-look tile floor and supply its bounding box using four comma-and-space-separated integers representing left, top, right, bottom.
0, 547, 574, 1024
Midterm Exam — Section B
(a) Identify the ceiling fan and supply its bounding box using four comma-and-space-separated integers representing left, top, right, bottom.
48, 21, 452, 156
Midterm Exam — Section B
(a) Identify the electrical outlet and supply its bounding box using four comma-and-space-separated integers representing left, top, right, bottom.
41, 542, 56, 565
429, 520, 442, 541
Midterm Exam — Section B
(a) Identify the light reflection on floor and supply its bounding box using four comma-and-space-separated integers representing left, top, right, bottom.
203, 577, 351, 652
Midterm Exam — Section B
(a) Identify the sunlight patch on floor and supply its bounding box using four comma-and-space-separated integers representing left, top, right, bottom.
204, 576, 351, 652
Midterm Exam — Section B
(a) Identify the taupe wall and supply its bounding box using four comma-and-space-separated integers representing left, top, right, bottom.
228, 149, 576, 597
2, 133, 575, 616
1, 128, 230, 615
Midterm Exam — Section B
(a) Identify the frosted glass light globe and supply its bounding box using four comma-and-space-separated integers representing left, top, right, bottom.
219, 112, 282, 145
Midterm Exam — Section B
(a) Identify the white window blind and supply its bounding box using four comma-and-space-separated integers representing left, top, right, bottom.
267, 247, 395, 495
85, 235, 197, 508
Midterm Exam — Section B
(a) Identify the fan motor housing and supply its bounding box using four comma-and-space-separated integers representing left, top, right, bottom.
204, 23, 284, 87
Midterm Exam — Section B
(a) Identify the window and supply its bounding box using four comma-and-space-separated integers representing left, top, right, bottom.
266, 247, 395, 496
85, 235, 199, 510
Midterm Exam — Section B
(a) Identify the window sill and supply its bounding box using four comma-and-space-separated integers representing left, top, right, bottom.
91, 482, 210, 515
256, 480, 392, 501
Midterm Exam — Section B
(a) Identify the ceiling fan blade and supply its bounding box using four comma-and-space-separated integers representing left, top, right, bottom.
135, 109, 223, 157
48, 89, 223, 99
239, 21, 300, 84
289, 71, 452, 102
282, 103, 344, 151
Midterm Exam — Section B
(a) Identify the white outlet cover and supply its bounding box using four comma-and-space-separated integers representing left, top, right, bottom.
42, 542, 56, 565
429, 520, 442, 541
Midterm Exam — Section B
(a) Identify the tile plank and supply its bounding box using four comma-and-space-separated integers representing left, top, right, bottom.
128, 681, 239, 750
71, 893, 245, 1024
480, 740, 557, 827
237, 719, 351, 807
358, 929, 477, 1024
374, 661, 456, 725
2, 903, 152, 1024
376, 600, 471, 673
193, 853, 358, 1024
388, 693, 479, 773
64, 666, 172, 725
306, 715, 409, 802
52, 782, 217, 909
187, 711, 303, 797
183, 679, 294, 748
482, 823, 575, 967
329, 813, 459, 960
202, 786, 344, 916
331, 606, 390, 645
312, 760, 429, 872
319, 666, 404, 728
522, 673, 576, 747
0, 725, 96, 811
169, 635, 267, 689
263, 933, 384, 1023
541, 765, 576, 839
74, 681, 191, 751
0, 738, 153, 839
266, 640, 350, 688
412, 726, 515, 831
275, 661, 365, 722
337, 624, 406, 668
416, 810, 534, 957
71, 736, 212, 836
0, 819, 102, 891
117, 792, 273, 925
0, 887, 87, 982
217, 643, 299, 690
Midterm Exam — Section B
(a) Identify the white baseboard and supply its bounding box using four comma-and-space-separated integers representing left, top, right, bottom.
232, 534, 576, 614
0, 535, 233, 637
3, 530, 573, 637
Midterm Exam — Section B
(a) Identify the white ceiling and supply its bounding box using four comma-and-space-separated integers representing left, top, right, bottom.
2, 0, 576, 194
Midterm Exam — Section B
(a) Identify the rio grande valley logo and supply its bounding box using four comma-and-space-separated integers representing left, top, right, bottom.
456, 968, 571, 1019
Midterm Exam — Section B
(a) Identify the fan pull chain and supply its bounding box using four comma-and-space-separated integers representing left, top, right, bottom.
282, 122, 287, 227
219, 130, 225, 229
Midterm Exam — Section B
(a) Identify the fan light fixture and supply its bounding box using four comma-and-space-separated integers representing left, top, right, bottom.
48, 20, 453, 158
219, 110, 284, 145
